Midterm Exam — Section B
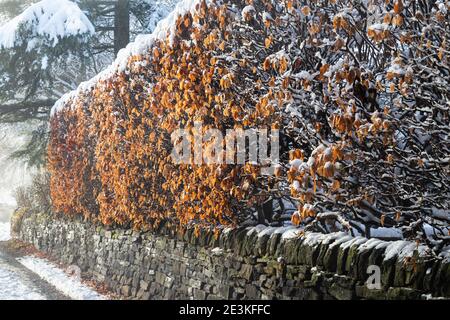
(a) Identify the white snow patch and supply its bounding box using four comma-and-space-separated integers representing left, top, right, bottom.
289, 158, 304, 170
41, 55, 48, 70
246, 224, 267, 236
246, 225, 300, 239
0, 262, 46, 300
295, 70, 314, 81
387, 63, 406, 76
339, 236, 368, 250
383, 240, 411, 261
262, 12, 273, 23
0, 0, 94, 49
211, 247, 223, 255
223, 227, 234, 234
273, 225, 297, 234
329, 235, 353, 248
370, 227, 403, 239
397, 242, 417, 260
438, 2, 448, 14
241, 5, 255, 19
374, 241, 390, 250
320, 232, 348, 245
255, 226, 279, 238
303, 232, 326, 247
431, 207, 450, 221
0, 222, 11, 241
368, 23, 389, 32
357, 238, 384, 253
18, 256, 106, 300
281, 228, 302, 240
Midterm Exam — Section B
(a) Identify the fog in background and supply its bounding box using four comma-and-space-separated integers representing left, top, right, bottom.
0, 123, 35, 222
0, 1, 37, 222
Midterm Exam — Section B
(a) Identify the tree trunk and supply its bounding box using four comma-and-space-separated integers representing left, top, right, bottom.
114, 0, 130, 56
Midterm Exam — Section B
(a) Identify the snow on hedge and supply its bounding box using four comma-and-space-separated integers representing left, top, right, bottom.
51, 0, 210, 116
0, 0, 94, 50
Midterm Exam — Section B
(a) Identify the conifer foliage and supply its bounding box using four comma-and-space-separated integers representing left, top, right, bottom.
48, 0, 449, 245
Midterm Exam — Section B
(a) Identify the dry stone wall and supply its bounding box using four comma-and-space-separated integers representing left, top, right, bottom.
18, 212, 449, 300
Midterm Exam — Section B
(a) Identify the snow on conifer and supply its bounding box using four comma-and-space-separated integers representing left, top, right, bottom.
0, 0, 94, 49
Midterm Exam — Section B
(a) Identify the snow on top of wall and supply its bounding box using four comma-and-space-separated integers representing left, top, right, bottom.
383, 240, 411, 261
370, 227, 403, 239
280, 227, 302, 240
339, 236, 368, 250
0, 0, 94, 49
51, 0, 213, 116
357, 238, 386, 253
230, 223, 445, 263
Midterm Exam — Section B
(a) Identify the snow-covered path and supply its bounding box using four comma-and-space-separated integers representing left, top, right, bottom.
0, 251, 68, 300
0, 221, 67, 299
0, 221, 105, 300
18, 256, 105, 300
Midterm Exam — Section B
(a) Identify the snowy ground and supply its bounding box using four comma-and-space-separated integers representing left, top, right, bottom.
18, 256, 106, 300
0, 253, 46, 300
0, 222, 10, 241
0, 221, 106, 300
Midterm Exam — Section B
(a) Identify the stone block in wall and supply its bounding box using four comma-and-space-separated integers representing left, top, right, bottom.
139, 280, 149, 291
245, 284, 260, 299
328, 282, 354, 300
304, 268, 324, 288
386, 287, 421, 300
267, 233, 281, 257
17, 213, 449, 300
421, 260, 439, 293
442, 262, 450, 297
218, 284, 231, 299
286, 265, 309, 281
355, 285, 387, 300
434, 260, 450, 297
345, 238, 368, 276
254, 234, 270, 257
355, 246, 377, 281
381, 256, 397, 289
322, 242, 342, 272
193, 288, 207, 300
336, 238, 358, 274
335, 274, 355, 289
233, 228, 249, 255
393, 260, 415, 288
367, 243, 388, 269
198, 230, 210, 247
189, 278, 202, 290
121, 285, 131, 297
155, 271, 167, 286
282, 239, 302, 265
297, 239, 320, 266
239, 264, 253, 281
